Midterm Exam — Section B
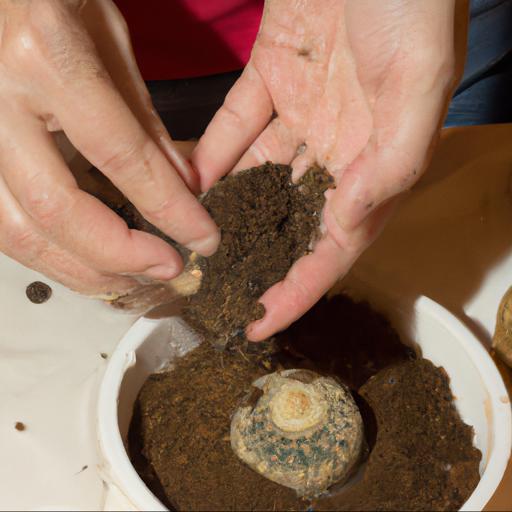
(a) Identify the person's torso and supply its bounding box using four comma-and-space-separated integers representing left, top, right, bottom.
115, 0, 263, 80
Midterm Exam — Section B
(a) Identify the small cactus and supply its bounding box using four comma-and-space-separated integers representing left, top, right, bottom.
231, 369, 364, 498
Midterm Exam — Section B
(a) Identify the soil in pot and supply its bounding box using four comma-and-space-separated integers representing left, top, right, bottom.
128, 295, 481, 511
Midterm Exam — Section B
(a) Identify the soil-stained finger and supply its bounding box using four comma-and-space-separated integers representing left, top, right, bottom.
246, 201, 397, 341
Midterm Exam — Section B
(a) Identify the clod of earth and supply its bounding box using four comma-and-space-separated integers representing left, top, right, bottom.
493, 286, 512, 367
231, 369, 364, 498
183, 163, 334, 348
26, 281, 52, 304
88, 162, 334, 347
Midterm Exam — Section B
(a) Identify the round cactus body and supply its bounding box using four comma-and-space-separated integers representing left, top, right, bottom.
231, 369, 364, 497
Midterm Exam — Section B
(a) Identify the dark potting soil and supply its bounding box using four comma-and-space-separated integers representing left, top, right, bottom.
84, 162, 332, 344
183, 163, 333, 349
129, 296, 481, 511
320, 359, 481, 511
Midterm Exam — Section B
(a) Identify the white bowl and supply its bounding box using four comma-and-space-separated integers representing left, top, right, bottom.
97, 294, 511, 511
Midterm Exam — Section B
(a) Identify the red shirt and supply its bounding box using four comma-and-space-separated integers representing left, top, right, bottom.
115, 0, 263, 80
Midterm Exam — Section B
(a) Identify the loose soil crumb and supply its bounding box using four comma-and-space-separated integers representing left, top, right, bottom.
129, 296, 481, 511
183, 163, 333, 348
26, 281, 52, 304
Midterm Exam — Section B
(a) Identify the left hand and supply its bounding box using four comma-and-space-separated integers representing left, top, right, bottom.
192, 0, 467, 340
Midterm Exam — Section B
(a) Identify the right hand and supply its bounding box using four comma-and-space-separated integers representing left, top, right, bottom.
193, 0, 465, 339
0, 0, 219, 297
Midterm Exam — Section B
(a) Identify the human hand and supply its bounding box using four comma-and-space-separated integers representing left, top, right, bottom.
193, 0, 467, 340
0, 0, 219, 297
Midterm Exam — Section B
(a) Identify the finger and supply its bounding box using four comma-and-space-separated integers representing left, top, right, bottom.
30, 11, 219, 256
55, 77, 219, 257
331, 91, 448, 232
290, 145, 317, 182
0, 174, 136, 296
246, 237, 352, 341
81, 0, 200, 192
246, 200, 397, 341
0, 114, 184, 281
191, 64, 275, 191
232, 118, 302, 173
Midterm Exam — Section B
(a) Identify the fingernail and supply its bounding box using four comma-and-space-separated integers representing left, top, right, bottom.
144, 263, 179, 281
187, 230, 221, 257
246, 318, 265, 342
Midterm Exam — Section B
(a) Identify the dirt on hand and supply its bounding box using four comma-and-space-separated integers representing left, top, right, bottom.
86, 162, 333, 348
183, 163, 333, 349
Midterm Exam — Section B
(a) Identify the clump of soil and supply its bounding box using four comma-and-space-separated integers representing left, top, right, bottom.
129, 296, 481, 511
183, 163, 333, 348
84, 162, 333, 347
26, 281, 52, 304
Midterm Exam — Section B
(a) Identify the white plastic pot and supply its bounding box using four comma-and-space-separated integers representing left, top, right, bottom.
97, 294, 511, 511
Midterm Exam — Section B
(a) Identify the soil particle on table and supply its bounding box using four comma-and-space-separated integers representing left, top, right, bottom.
129, 296, 481, 511
26, 281, 52, 304
183, 163, 334, 349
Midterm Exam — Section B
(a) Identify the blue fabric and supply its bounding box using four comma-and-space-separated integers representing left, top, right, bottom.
445, 0, 512, 126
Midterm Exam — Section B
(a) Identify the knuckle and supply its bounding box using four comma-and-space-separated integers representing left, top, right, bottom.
326, 211, 368, 256
99, 136, 151, 179
341, 230, 365, 256
24, 188, 62, 229
6, 224, 44, 259
250, 139, 271, 163
286, 276, 314, 312
218, 101, 244, 129
140, 194, 185, 227
1, 0, 98, 82
3, 27, 43, 71
29, 0, 100, 81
